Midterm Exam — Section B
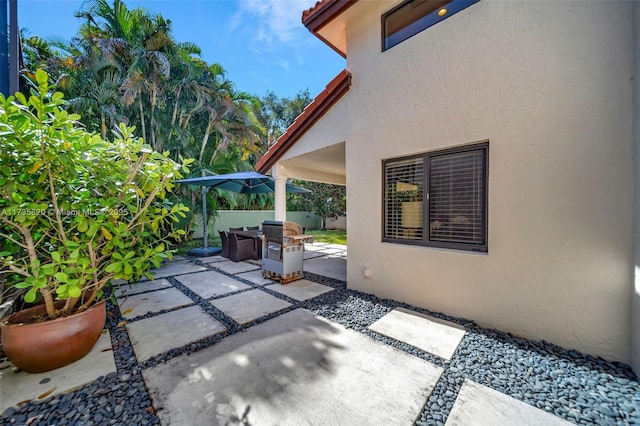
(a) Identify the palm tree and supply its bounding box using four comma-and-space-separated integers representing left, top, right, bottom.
77, 0, 175, 150
208, 89, 264, 166
68, 65, 125, 139
22, 0, 267, 194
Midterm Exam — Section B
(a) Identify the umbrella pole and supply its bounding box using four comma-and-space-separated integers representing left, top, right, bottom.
202, 186, 208, 248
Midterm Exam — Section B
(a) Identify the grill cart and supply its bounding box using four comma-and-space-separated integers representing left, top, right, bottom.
261, 221, 313, 284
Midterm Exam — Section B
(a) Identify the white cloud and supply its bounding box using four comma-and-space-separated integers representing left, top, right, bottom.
232, 0, 312, 45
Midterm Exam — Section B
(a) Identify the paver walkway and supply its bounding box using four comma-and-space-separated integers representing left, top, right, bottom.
0, 332, 116, 413
144, 309, 443, 425
2, 242, 639, 425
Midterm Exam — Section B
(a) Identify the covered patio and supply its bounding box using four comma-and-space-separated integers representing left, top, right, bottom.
255, 71, 350, 222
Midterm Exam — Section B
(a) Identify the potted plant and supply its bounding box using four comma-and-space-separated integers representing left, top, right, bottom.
0, 71, 191, 372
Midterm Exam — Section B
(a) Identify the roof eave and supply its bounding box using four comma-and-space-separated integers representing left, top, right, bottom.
302, 0, 358, 56
303, 0, 358, 32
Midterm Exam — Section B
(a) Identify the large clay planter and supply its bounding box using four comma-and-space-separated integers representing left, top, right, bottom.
0, 300, 106, 373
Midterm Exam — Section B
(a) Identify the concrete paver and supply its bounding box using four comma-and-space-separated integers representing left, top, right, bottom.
150, 260, 207, 279
317, 247, 346, 255
196, 255, 227, 264
118, 288, 193, 319
0, 332, 116, 412
368, 307, 466, 360
126, 305, 226, 362
445, 380, 572, 425
266, 279, 334, 301
308, 242, 329, 246
323, 244, 348, 251
303, 250, 327, 260
142, 309, 443, 425
303, 255, 346, 281
214, 260, 260, 275
112, 279, 172, 297
302, 244, 328, 252
235, 269, 273, 286
176, 270, 251, 299
211, 289, 291, 324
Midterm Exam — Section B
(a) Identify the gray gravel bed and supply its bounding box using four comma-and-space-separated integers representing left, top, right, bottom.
304, 279, 640, 425
1, 298, 160, 425
2, 263, 639, 425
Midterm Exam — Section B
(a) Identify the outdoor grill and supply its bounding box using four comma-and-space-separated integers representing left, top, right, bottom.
261, 221, 313, 284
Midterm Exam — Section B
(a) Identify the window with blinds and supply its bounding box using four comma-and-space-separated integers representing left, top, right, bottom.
383, 143, 488, 252
383, 156, 424, 241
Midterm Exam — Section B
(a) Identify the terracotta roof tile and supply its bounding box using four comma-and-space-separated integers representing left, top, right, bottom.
256, 69, 352, 174
302, 0, 332, 22
302, 0, 358, 32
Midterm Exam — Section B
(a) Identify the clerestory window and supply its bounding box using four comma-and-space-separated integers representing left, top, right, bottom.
382, 0, 481, 51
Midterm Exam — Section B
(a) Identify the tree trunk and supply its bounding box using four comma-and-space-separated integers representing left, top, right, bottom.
170, 87, 182, 129
150, 107, 157, 151
321, 216, 326, 231
138, 98, 147, 143
199, 119, 214, 164
100, 112, 106, 140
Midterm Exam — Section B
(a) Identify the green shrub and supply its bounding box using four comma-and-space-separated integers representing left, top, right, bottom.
0, 70, 192, 319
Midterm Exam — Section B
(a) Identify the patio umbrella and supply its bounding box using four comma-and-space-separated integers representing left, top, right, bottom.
175, 171, 310, 256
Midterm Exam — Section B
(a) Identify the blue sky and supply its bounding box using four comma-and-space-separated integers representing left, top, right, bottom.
18, 0, 346, 98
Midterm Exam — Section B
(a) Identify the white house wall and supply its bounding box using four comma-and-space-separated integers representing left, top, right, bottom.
339, 0, 633, 363
278, 0, 635, 363
632, 0, 640, 374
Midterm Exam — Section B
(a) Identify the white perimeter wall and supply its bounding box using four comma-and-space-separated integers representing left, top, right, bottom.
337, 0, 634, 362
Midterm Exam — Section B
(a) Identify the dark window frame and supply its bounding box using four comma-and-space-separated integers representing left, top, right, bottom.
382, 0, 481, 51
382, 142, 489, 252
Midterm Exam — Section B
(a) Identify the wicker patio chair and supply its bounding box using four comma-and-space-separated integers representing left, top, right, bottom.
218, 230, 230, 258
229, 232, 254, 262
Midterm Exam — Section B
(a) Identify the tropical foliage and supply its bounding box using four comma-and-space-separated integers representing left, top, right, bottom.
23, 0, 265, 172
257, 90, 312, 147
0, 71, 190, 319
291, 181, 346, 230
18, 0, 343, 236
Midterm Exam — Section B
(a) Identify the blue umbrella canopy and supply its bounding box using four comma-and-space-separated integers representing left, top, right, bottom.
175, 171, 271, 192
174, 171, 309, 256
175, 171, 311, 194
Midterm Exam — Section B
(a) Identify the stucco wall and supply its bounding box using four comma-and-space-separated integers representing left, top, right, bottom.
295, 0, 635, 362
342, 0, 635, 362
632, 0, 640, 375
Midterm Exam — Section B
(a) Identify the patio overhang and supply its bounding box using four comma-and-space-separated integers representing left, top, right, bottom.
301, 0, 359, 57
278, 142, 346, 185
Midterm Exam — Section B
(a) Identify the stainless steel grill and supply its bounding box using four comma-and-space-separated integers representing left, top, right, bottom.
261, 221, 313, 284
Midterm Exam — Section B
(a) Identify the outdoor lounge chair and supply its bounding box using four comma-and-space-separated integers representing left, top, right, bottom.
247, 225, 260, 231
218, 230, 229, 258
229, 232, 254, 262
229, 227, 244, 232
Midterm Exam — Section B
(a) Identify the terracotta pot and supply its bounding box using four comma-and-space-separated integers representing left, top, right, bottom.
0, 300, 106, 373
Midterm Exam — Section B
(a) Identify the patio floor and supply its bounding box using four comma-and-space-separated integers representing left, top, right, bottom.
1, 242, 639, 425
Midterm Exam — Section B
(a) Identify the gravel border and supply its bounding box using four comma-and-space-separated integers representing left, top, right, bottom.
2, 259, 639, 425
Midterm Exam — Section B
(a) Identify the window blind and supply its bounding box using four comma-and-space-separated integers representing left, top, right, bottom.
383, 156, 424, 240
428, 149, 485, 245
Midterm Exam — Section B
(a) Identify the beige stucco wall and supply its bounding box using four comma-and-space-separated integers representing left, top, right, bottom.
632, 0, 640, 374
280, 0, 636, 362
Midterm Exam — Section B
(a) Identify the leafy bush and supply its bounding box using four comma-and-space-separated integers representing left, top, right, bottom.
0, 70, 191, 319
